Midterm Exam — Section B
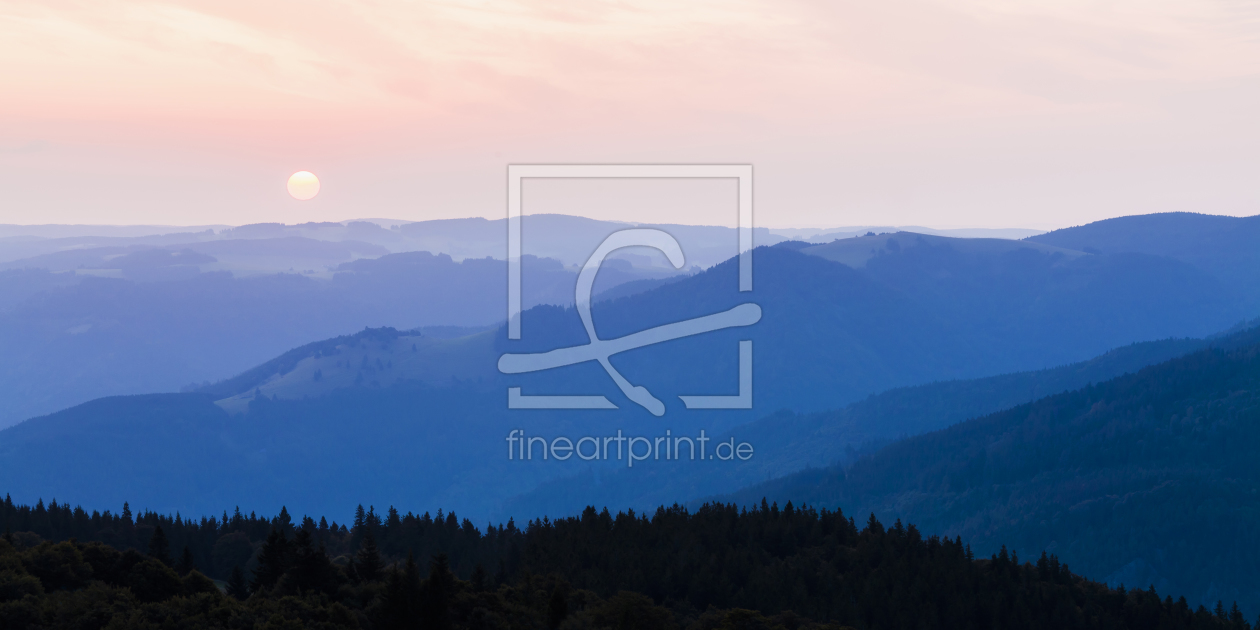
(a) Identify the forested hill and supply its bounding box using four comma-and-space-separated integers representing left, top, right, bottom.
718, 326, 1260, 617
1027, 212, 1260, 311
4, 242, 1248, 522
498, 332, 1212, 520
1, 498, 1256, 629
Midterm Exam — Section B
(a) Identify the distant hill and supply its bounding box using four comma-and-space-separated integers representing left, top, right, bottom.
196, 241, 1242, 418
0, 223, 229, 239
395, 213, 785, 269
0, 214, 755, 424
2, 211, 1257, 428
497, 334, 1212, 520
0, 240, 1249, 522
1028, 212, 1260, 310
0, 214, 777, 272
803, 231, 1083, 269
0, 237, 391, 280
715, 324, 1260, 615
0, 252, 668, 427
769, 225, 1044, 242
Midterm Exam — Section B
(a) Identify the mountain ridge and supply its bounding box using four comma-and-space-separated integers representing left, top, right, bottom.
713, 324, 1260, 615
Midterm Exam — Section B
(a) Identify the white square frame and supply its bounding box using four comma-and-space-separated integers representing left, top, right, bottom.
506, 164, 753, 339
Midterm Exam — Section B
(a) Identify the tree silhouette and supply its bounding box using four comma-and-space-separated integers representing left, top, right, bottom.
250, 527, 291, 592
175, 545, 195, 576
226, 565, 249, 600
290, 527, 335, 594
147, 525, 171, 566
424, 554, 455, 630
355, 526, 383, 582
0, 497, 1254, 629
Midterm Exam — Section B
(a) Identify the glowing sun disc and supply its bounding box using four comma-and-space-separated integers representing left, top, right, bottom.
287, 171, 320, 200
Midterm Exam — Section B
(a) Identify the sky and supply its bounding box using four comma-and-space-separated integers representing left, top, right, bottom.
1, 0, 1258, 229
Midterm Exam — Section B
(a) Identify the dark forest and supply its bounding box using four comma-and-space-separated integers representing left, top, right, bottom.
1, 496, 1255, 629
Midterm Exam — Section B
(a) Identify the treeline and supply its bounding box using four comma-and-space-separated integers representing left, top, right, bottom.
1, 496, 1256, 629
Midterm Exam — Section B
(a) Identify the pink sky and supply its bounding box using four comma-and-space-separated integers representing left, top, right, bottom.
1, 0, 1258, 228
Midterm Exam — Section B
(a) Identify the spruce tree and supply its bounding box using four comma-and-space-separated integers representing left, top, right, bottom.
147, 525, 172, 566
380, 566, 408, 629
317, 516, 330, 546
251, 527, 292, 592
403, 553, 421, 607
423, 554, 454, 630
494, 559, 508, 587
380, 554, 422, 630
352, 505, 367, 549
356, 527, 383, 582
227, 565, 249, 600
292, 527, 335, 594
1228, 602, 1244, 626
272, 506, 294, 537
175, 545, 195, 576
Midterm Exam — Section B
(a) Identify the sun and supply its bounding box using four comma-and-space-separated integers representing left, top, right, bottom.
287, 171, 320, 200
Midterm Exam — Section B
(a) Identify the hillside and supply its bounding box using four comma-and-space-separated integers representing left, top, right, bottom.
802, 230, 1084, 269
0, 214, 752, 425
0, 252, 669, 427
394, 213, 785, 269
0, 214, 778, 272
1028, 212, 1260, 310
497, 334, 1212, 519
0, 239, 1251, 521
3, 212, 1257, 428
1, 499, 1252, 630
716, 325, 1260, 615
192, 240, 1243, 420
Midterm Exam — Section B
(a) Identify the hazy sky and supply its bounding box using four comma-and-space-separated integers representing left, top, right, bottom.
1, 0, 1258, 229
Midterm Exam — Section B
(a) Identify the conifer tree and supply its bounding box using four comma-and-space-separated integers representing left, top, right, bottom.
1228, 602, 1244, 626
317, 516, 330, 546
352, 505, 367, 548
147, 525, 172, 566
380, 566, 408, 629
404, 553, 421, 604
291, 527, 335, 594
275, 506, 293, 536
423, 554, 455, 630
380, 553, 423, 630
356, 526, 383, 582
494, 559, 508, 587
176, 545, 195, 576
227, 565, 249, 600
121, 502, 135, 547
251, 527, 292, 591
